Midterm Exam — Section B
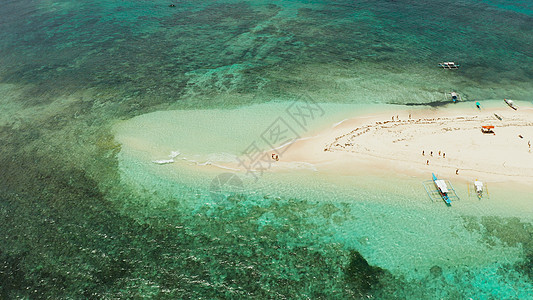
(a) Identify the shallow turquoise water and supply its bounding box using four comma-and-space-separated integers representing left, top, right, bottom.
1, 0, 532, 298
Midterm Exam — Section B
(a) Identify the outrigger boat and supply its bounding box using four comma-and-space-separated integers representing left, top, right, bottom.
438, 62, 459, 69
468, 180, 489, 200
423, 173, 460, 206
504, 99, 518, 110
474, 180, 484, 199
445, 91, 462, 103
433, 173, 451, 205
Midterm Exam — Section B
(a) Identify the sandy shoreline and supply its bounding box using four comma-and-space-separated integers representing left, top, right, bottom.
115, 101, 533, 193
273, 104, 533, 185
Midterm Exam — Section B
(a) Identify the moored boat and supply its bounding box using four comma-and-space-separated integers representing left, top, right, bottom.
445, 91, 462, 103
504, 99, 518, 110
438, 61, 460, 69
474, 180, 484, 199
432, 173, 451, 205
450, 92, 459, 103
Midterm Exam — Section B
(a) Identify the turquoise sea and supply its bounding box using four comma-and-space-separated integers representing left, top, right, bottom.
1, 0, 532, 298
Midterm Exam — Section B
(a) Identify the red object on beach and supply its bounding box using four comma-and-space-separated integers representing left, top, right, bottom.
481, 125, 495, 134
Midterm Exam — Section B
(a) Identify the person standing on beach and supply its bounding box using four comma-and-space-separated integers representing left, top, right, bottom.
443, 153, 445, 158
422, 150, 425, 156
430, 151, 433, 156
426, 160, 429, 165
456, 169, 459, 175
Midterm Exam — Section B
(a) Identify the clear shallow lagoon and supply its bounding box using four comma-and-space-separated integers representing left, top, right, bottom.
1, 0, 532, 298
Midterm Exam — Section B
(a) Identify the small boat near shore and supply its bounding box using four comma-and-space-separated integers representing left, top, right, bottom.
468, 180, 489, 200
439, 62, 460, 69
474, 180, 484, 199
445, 91, 462, 103
423, 173, 460, 206
504, 99, 518, 110
433, 173, 451, 205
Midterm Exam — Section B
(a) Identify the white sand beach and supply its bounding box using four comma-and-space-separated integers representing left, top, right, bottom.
274, 105, 533, 185
115, 101, 533, 184
114, 101, 533, 215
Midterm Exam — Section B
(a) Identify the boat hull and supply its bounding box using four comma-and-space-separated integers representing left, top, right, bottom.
432, 173, 451, 205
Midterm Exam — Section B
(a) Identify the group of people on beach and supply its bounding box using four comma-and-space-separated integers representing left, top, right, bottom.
392, 114, 412, 121
422, 150, 445, 158
422, 150, 458, 174
422, 150, 446, 166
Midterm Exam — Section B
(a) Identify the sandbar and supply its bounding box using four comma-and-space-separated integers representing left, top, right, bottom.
114, 101, 533, 210
275, 103, 533, 185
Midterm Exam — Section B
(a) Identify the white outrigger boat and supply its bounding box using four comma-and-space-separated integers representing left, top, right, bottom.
423, 173, 460, 206
445, 91, 462, 103
438, 62, 460, 69
504, 99, 518, 110
468, 180, 489, 200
